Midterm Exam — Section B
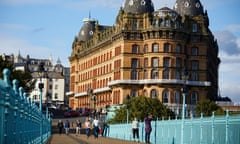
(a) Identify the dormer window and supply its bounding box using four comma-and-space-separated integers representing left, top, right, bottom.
192, 23, 198, 32
133, 20, 138, 30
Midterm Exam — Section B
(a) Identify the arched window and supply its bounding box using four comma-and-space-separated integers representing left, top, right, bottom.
165, 19, 170, 27
151, 69, 158, 79
151, 89, 158, 98
163, 57, 170, 67
163, 90, 169, 103
155, 19, 159, 27
174, 91, 180, 104
152, 57, 159, 67
133, 20, 138, 30
163, 69, 169, 79
144, 58, 148, 68
191, 92, 198, 105
164, 43, 170, 52
191, 47, 198, 55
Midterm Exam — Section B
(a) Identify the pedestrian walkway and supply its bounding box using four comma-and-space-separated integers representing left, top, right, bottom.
48, 133, 144, 144
49, 118, 144, 144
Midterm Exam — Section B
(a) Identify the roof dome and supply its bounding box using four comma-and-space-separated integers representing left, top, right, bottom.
154, 7, 179, 19
123, 0, 154, 14
78, 18, 96, 42
174, 0, 204, 16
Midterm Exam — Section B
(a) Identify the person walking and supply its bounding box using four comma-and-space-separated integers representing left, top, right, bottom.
64, 120, 70, 135
92, 116, 99, 139
57, 120, 64, 135
75, 119, 81, 136
85, 117, 91, 138
132, 117, 139, 142
102, 121, 108, 137
144, 114, 154, 144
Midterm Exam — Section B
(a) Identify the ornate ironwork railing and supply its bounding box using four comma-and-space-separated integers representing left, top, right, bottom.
0, 68, 51, 144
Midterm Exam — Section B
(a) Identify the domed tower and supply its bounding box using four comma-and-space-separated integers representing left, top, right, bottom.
78, 18, 97, 42
174, 0, 204, 16
123, 0, 154, 14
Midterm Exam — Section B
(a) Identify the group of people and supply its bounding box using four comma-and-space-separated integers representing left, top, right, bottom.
132, 114, 154, 144
57, 119, 81, 135
84, 116, 108, 138
57, 116, 108, 138
57, 113, 154, 143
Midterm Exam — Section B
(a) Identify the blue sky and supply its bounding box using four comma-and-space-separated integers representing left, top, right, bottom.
0, 0, 240, 103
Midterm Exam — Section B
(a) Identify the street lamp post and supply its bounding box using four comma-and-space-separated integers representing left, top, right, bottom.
181, 69, 188, 144
126, 94, 130, 124
38, 62, 45, 144
87, 87, 93, 109
92, 95, 96, 117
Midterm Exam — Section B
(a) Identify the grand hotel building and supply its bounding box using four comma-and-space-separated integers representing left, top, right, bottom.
68, 0, 220, 116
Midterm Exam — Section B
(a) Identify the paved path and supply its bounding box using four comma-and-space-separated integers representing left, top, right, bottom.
48, 118, 144, 144
48, 133, 143, 144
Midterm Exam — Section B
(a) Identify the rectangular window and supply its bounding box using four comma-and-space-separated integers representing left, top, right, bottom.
152, 44, 159, 52
191, 61, 198, 70
164, 57, 170, 67
176, 45, 181, 53
191, 47, 198, 55
54, 93, 58, 99
133, 20, 138, 30
131, 89, 137, 97
131, 59, 138, 68
115, 46, 121, 56
144, 58, 148, 68
176, 58, 181, 68
144, 44, 148, 53
163, 70, 169, 79
132, 45, 138, 54
144, 70, 148, 79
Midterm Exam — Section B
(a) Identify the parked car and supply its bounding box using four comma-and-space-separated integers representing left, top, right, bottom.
64, 110, 80, 117
80, 108, 91, 116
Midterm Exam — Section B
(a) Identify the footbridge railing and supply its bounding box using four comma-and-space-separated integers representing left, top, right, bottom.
108, 111, 240, 144
0, 68, 51, 144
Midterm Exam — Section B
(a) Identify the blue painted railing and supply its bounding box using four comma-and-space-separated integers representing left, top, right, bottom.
108, 112, 240, 144
0, 68, 51, 144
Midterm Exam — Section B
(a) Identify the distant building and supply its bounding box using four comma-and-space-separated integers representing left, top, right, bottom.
1, 52, 70, 107
68, 0, 221, 116
216, 101, 240, 112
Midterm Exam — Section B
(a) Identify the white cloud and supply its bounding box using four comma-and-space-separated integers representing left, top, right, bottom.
226, 24, 240, 33
214, 29, 240, 102
214, 31, 240, 55
0, 33, 53, 60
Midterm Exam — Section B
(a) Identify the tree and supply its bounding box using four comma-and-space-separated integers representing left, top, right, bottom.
0, 57, 35, 93
195, 99, 224, 117
108, 96, 175, 123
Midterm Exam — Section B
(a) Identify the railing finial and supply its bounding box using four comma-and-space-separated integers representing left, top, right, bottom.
13, 79, 19, 94
3, 68, 11, 87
